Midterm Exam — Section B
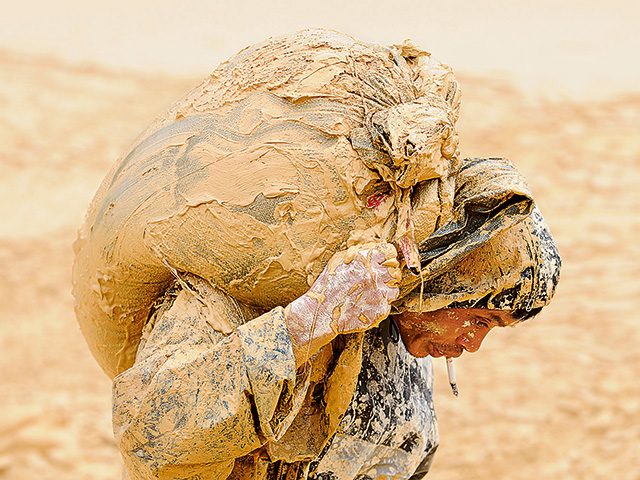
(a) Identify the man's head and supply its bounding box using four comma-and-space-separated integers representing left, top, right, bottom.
394, 206, 561, 358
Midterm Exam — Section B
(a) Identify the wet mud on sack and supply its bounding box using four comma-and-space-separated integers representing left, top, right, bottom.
73, 29, 464, 378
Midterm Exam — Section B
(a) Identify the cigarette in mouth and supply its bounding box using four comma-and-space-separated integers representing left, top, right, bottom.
446, 357, 459, 397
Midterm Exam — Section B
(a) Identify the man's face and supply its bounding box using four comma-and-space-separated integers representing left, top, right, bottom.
393, 308, 517, 358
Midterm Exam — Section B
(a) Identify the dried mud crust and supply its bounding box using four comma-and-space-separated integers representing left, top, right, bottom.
71, 30, 463, 379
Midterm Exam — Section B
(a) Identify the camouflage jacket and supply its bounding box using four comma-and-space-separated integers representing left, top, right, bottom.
113, 277, 438, 480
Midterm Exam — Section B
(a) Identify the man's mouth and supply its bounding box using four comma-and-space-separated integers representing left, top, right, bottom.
429, 343, 464, 358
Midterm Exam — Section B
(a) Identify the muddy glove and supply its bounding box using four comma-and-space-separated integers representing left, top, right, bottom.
285, 243, 401, 366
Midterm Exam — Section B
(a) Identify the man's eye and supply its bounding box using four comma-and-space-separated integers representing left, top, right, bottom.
474, 319, 490, 328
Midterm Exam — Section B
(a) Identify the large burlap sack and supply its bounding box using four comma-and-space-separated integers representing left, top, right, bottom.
72, 29, 462, 378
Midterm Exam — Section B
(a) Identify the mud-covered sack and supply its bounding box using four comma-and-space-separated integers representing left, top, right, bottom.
72, 29, 462, 378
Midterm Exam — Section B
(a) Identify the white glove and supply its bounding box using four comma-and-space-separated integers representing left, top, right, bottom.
285, 243, 401, 365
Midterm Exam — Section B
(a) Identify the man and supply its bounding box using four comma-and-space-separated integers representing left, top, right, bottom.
110, 156, 560, 479
73, 31, 561, 479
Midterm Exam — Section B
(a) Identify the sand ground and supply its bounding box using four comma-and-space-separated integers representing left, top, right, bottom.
1, 23, 639, 480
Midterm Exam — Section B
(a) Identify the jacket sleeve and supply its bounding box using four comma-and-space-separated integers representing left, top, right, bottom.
112, 284, 309, 480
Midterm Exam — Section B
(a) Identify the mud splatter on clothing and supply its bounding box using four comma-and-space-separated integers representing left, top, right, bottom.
309, 319, 438, 479
113, 279, 437, 480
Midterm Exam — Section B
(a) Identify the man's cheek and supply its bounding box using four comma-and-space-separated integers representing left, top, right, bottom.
405, 336, 431, 358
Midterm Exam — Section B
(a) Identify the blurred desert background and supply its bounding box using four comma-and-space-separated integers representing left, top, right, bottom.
0, 1, 638, 479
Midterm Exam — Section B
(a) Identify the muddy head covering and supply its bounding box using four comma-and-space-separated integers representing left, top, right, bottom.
396, 157, 561, 318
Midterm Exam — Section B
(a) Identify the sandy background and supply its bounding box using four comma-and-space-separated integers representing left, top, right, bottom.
1, 1, 638, 479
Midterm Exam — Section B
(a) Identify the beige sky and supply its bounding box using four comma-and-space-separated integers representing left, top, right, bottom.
2, 0, 638, 98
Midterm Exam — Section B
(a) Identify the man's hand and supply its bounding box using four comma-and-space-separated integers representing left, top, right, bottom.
310, 243, 401, 334
285, 243, 401, 366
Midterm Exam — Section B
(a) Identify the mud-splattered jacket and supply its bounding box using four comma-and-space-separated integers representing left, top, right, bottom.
113, 277, 438, 480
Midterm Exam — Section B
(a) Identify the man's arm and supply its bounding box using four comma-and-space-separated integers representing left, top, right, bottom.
112, 244, 400, 480
285, 243, 400, 366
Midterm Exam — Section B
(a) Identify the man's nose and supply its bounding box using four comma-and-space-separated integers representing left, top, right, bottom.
456, 329, 490, 353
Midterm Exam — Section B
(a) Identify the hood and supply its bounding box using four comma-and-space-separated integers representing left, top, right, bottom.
395, 157, 561, 318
